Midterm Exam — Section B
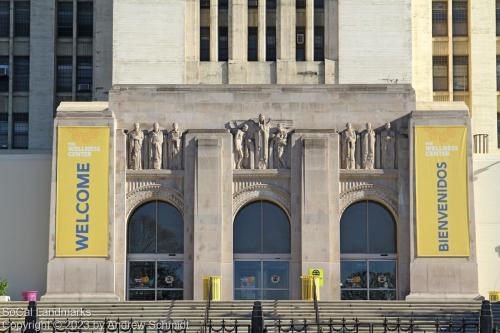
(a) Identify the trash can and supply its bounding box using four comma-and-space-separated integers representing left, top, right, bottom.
203, 276, 221, 301
22, 291, 38, 302
489, 291, 500, 301
301, 276, 320, 301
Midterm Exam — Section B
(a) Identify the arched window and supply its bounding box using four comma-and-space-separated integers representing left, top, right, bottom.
127, 201, 184, 301
233, 201, 291, 300
340, 200, 397, 300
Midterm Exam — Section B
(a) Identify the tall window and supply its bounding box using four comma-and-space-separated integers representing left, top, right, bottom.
314, 0, 324, 8
314, 27, 324, 61
0, 113, 7, 149
234, 201, 291, 300
453, 56, 468, 91
340, 201, 397, 300
267, 0, 276, 9
57, 2, 73, 37
127, 201, 184, 301
12, 113, 28, 149
200, 27, 210, 61
14, 2, 29, 37
13, 57, 29, 92
77, 1, 93, 38
76, 56, 92, 93
57, 57, 73, 92
0, 56, 8, 92
433, 56, 448, 91
452, 0, 468, 36
432, 1, 448, 37
219, 27, 228, 61
497, 1, 500, 36
266, 27, 276, 61
296, 0, 306, 8
0, 2, 9, 37
248, 27, 258, 61
296, 27, 305, 61
497, 56, 500, 91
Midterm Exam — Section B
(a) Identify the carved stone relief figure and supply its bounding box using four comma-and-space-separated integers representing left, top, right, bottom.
232, 122, 245, 169
381, 122, 396, 169
272, 123, 288, 169
243, 124, 255, 169
149, 122, 164, 170
342, 122, 357, 170
128, 122, 144, 170
167, 122, 183, 170
254, 113, 271, 169
362, 122, 376, 170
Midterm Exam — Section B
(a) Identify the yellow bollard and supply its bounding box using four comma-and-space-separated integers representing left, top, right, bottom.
300, 276, 313, 300
203, 276, 221, 301
488, 291, 500, 301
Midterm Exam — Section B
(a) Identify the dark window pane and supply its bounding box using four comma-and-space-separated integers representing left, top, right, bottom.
341, 290, 368, 300
296, 27, 305, 61
340, 202, 368, 253
77, 1, 93, 38
453, 56, 468, 91
234, 289, 261, 300
497, 1, 500, 36
234, 261, 261, 289
128, 261, 155, 289
367, 202, 396, 254
157, 202, 184, 254
14, 1, 29, 37
58, 2, 73, 37
12, 113, 28, 149
433, 56, 448, 91
248, 27, 258, 61
219, 0, 228, 9
369, 261, 396, 289
266, 0, 276, 9
369, 290, 396, 300
340, 261, 367, 289
296, 0, 306, 8
157, 261, 183, 289
248, 0, 258, 8
234, 202, 262, 253
0, 56, 8, 92
128, 202, 156, 253
201, 0, 210, 8
314, 0, 324, 9
0, 2, 9, 37
219, 27, 228, 61
262, 202, 290, 253
128, 290, 155, 300
314, 26, 324, 61
0, 113, 8, 149
57, 56, 73, 92
157, 290, 183, 300
452, 0, 467, 36
432, 2, 448, 37
263, 261, 289, 289
76, 56, 92, 92
13, 56, 29, 92
496, 56, 500, 91
200, 27, 210, 61
266, 27, 276, 61
263, 289, 289, 300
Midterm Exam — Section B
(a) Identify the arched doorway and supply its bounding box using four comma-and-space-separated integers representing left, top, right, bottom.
127, 200, 184, 300
233, 200, 291, 300
340, 200, 397, 300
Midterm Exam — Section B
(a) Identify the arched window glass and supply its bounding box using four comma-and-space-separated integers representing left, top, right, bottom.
340, 200, 397, 301
127, 201, 184, 301
234, 201, 291, 300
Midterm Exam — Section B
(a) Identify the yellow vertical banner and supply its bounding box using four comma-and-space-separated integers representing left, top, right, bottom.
56, 126, 109, 257
415, 126, 470, 257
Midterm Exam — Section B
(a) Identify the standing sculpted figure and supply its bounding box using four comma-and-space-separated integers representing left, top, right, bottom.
381, 122, 396, 169
362, 122, 376, 170
272, 124, 288, 169
342, 122, 357, 170
243, 124, 255, 169
167, 122, 182, 170
149, 122, 164, 170
128, 122, 144, 170
254, 114, 271, 169
232, 122, 245, 169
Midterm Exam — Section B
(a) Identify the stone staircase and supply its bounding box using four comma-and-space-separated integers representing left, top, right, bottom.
0, 301, 482, 333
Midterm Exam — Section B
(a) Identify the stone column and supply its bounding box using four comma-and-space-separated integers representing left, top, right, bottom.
210, 0, 218, 62
258, 0, 266, 61
229, 0, 247, 61
305, 0, 314, 61
276, 0, 296, 83
324, 0, 337, 83
291, 131, 340, 300
185, 131, 233, 300
185, 0, 200, 83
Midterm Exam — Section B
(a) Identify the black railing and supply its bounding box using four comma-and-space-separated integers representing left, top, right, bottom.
312, 279, 322, 333
203, 277, 214, 333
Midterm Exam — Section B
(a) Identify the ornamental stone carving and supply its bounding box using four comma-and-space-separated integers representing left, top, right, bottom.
167, 122, 183, 170
149, 122, 164, 170
342, 122, 357, 170
381, 122, 396, 169
229, 115, 290, 170
128, 122, 145, 170
362, 122, 376, 170
126, 184, 184, 217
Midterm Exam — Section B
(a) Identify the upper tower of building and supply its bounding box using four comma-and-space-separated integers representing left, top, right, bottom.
112, 0, 412, 85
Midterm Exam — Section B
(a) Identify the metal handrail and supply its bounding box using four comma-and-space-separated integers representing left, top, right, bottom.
312, 278, 322, 333
203, 277, 213, 333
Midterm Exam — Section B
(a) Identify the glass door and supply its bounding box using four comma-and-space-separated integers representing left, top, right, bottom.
234, 260, 289, 300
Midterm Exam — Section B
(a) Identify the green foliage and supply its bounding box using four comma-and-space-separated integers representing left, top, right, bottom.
0, 279, 8, 296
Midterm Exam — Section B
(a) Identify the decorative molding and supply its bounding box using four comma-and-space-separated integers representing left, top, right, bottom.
339, 184, 398, 218
126, 185, 184, 217
233, 183, 291, 218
